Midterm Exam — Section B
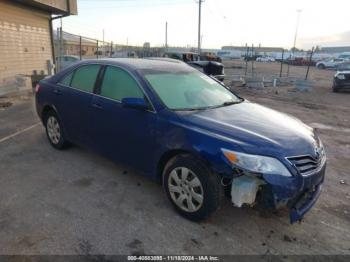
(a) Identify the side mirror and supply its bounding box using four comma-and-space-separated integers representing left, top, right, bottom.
121, 97, 149, 110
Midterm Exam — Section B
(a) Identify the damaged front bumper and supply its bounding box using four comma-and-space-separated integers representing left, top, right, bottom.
230, 162, 326, 224
289, 183, 322, 223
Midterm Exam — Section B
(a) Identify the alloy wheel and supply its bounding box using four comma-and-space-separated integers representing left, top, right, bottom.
47, 116, 61, 145
168, 167, 204, 212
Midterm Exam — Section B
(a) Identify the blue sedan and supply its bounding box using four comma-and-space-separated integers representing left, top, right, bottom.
35, 58, 326, 223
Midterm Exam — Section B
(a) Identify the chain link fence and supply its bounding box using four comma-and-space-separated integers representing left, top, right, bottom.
54, 29, 165, 72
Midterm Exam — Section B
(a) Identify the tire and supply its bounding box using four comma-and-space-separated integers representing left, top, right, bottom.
44, 110, 69, 150
332, 81, 339, 93
163, 154, 223, 221
317, 64, 325, 69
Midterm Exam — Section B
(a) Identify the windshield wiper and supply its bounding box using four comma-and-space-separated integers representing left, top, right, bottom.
222, 101, 238, 106
174, 99, 244, 111
216, 99, 243, 108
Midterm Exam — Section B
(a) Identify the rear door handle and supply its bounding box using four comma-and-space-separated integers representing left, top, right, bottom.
92, 103, 103, 109
53, 89, 62, 95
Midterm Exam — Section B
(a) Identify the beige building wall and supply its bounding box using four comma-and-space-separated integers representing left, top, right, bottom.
0, 0, 52, 94
31, 0, 77, 14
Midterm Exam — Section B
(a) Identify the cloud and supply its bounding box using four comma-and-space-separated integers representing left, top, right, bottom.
299, 31, 350, 49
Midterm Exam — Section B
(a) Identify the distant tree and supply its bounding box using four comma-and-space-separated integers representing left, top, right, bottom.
314, 46, 321, 52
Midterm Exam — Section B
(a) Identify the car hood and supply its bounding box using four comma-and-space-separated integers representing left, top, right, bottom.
176, 101, 318, 158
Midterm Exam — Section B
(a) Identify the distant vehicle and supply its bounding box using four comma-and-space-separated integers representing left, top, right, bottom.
163, 52, 225, 81
333, 62, 350, 92
274, 52, 292, 62
282, 56, 314, 66
216, 50, 242, 60
200, 52, 222, 62
256, 56, 275, 62
163, 51, 199, 62
244, 55, 262, 61
188, 60, 225, 82
56, 55, 80, 70
316, 58, 348, 69
338, 52, 350, 60
312, 53, 333, 63
112, 51, 138, 58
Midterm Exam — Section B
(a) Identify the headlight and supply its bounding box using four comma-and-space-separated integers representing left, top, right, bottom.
222, 149, 292, 177
336, 74, 345, 80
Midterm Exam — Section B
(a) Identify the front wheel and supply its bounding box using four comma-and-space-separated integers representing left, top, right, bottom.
163, 154, 223, 221
332, 81, 339, 93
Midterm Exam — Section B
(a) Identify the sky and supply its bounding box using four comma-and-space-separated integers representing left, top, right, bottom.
54, 0, 350, 49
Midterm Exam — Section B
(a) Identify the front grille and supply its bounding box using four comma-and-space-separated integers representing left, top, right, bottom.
286, 150, 325, 176
344, 74, 350, 80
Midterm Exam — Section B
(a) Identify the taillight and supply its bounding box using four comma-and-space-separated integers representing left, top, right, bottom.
35, 83, 41, 93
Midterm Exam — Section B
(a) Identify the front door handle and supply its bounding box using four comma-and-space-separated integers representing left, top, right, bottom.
92, 103, 103, 109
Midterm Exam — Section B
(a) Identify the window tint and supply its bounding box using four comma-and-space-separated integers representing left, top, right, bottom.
100, 66, 144, 101
59, 72, 73, 86
71, 65, 100, 93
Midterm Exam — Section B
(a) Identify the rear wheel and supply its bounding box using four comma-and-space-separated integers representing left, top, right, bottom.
44, 110, 69, 149
163, 154, 223, 221
317, 64, 325, 69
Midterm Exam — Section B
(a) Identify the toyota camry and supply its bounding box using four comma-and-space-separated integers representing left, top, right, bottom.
35, 58, 326, 223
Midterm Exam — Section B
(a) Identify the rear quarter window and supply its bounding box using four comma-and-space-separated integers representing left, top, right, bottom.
59, 72, 73, 86
70, 65, 101, 93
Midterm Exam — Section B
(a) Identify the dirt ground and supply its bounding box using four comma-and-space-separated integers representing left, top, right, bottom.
223, 59, 336, 83
0, 62, 349, 258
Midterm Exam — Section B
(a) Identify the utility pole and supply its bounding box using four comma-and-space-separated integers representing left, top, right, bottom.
305, 47, 314, 80
292, 9, 302, 55
279, 49, 284, 77
103, 29, 105, 56
197, 0, 204, 60
165, 21, 168, 52
103, 29, 105, 43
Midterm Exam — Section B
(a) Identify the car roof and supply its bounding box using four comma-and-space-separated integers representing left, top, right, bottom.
144, 57, 186, 64
49, 58, 197, 83
80, 58, 195, 72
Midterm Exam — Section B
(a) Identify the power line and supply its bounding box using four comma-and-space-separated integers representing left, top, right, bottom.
78, 0, 193, 9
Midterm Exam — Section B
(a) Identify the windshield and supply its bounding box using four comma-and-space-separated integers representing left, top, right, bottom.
144, 72, 241, 110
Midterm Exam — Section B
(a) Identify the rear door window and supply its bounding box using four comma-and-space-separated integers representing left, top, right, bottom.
70, 65, 101, 93
100, 66, 144, 101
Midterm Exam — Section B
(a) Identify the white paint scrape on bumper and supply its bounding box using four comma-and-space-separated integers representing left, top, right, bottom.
231, 176, 265, 207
